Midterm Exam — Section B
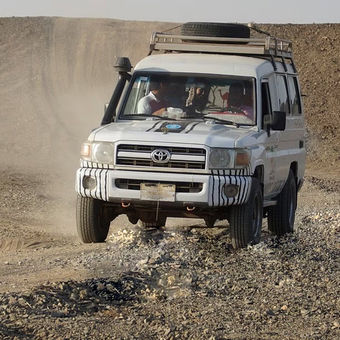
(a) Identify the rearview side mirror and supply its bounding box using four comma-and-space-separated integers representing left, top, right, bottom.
271, 111, 286, 131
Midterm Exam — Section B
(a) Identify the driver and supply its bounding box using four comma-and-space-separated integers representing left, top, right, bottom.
137, 81, 169, 116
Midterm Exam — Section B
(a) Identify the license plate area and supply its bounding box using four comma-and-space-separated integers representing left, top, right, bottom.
140, 183, 175, 202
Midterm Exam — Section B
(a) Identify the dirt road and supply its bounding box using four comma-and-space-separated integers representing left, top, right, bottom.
0, 18, 339, 339
0, 169, 339, 339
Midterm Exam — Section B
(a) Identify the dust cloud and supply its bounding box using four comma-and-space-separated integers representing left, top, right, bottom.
0, 17, 173, 235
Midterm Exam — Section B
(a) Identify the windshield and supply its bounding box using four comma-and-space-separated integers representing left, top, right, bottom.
119, 73, 256, 125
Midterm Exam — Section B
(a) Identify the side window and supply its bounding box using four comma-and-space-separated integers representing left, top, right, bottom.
261, 82, 272, 129
288, 77, 302, 114
276, 75, 290, 114
123, 76, 149, 114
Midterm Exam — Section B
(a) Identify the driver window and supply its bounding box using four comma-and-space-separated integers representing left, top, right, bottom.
124, 76, 150, 114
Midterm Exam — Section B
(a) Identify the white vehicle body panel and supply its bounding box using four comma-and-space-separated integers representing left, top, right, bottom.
134, 54, 267, 78
76, 51, 305, 209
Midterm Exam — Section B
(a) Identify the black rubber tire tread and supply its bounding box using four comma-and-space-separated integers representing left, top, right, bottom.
229, 178, 263, 249
181, 22, 250, 38
76, 195, 110, 243
268, 170, 297, 236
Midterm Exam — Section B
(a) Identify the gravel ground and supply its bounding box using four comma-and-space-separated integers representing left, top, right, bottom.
0, 171, 339, 340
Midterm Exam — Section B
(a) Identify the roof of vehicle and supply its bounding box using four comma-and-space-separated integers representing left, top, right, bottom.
134, 53, 277, 78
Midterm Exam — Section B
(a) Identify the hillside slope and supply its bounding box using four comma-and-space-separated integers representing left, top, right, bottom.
260, 24, 340, 170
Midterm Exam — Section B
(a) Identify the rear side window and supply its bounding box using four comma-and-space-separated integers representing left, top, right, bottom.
277, 75, 290, 113
288, 77, 302, 114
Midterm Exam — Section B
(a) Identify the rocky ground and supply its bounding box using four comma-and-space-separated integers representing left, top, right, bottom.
0, 169, 339, 339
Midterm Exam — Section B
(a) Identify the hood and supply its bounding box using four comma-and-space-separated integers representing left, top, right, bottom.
89, 120, 257, 148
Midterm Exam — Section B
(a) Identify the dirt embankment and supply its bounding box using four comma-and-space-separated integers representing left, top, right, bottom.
0, 17, 339, 339
259, 24, 340, 169
0, 17, 173, 171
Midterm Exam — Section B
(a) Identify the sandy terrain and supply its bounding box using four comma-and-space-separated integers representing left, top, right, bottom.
0, 18, 339, 339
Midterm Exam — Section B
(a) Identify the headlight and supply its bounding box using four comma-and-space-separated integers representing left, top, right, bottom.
209, 149, 232, 169
209, 148, 250, 169
80, 142, 115, 164
92, 143, 115, 164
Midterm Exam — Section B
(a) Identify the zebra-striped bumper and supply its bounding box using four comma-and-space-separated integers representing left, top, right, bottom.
75, 168, 252, 207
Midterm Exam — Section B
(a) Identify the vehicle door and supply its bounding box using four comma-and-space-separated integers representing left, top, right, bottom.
273, 73, 295, 192
261, 75, 280, 198
284, 75, 306, 182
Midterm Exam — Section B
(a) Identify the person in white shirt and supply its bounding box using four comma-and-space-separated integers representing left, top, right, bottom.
137, 81, 168, 116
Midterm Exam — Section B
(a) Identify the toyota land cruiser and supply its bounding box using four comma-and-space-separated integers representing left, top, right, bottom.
75, 23, 306, 249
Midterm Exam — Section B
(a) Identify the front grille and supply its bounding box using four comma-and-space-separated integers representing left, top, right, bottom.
116, 144, 206, 170
115, 179, 203, 193
118, 145, 205, 154
118, 159, 205, 169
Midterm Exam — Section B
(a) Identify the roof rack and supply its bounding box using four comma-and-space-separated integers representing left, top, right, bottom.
149, 32, 293, 59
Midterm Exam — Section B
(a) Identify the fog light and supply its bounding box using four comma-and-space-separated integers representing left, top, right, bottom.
224, 184, 239, 197
83, 176, 96, 190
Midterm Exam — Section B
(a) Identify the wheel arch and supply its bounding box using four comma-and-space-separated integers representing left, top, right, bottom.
253, 165, 264, 187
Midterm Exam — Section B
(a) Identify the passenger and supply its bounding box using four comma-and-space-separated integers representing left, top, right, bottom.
137, 81, 169, 116
228, 82, 254, 119
186, 83, 209, 113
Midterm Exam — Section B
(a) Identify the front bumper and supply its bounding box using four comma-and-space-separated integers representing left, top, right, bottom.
75, 168, 252, 207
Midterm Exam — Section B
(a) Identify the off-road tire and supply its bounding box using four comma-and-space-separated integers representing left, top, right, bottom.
76, 195, 110, 243
229, 178, 263, 249
181, 22, 250, 38
268, 170, 297, 236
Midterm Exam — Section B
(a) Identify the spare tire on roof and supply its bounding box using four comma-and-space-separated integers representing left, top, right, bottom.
181, 22, 250, 39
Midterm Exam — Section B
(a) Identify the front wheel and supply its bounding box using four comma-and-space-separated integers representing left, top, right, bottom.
229, 178, 263, 249
76, 196, 111, 243
268, 170, 297, 236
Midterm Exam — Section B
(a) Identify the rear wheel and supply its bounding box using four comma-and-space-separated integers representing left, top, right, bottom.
268, 170, 297, 236
76, 195, 110, 243
229, 178, 263, 249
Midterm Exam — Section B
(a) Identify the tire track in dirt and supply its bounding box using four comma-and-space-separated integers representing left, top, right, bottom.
0, 239, 54, 252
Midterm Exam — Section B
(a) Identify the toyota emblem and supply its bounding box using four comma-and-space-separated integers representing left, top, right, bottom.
151, 149, 171, 163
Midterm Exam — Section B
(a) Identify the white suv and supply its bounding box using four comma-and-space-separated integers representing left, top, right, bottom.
75, 23, 306, 249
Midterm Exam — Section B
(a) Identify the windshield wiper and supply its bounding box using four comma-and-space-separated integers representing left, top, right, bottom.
203, 116, 240, 127
120, 114, 176, 121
